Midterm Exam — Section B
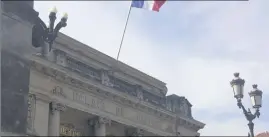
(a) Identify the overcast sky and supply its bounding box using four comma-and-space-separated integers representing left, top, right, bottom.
34, 1, 268, 136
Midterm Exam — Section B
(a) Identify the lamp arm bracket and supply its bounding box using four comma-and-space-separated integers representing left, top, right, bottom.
36, 16, 48, 32
241, 105, 249, 118
253, 109, 260, 118
34, 16, 49, 43
238, 100, 253, 120
52, 22, 63, 41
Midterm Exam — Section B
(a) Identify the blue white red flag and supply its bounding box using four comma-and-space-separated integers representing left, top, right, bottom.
131, 0, 166, 12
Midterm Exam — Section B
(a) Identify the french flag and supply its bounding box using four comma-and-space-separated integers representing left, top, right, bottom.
131, 0, 166, 12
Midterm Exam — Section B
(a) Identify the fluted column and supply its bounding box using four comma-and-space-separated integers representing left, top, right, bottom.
48, 102, 66, 136
89, 116, 111, 136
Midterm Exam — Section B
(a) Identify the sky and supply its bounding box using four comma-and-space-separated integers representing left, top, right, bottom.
34, 1, 269, 136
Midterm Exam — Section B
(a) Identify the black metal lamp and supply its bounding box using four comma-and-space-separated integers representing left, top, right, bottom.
32, 6, 68, 53
47, 7, 68, 51
230, 72, 245, 100
230, 73, 263, 137
249, 84, 263, 109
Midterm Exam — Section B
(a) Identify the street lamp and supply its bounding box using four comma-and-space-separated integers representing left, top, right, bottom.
32, 6, 68, 56
230, 72, 263, 137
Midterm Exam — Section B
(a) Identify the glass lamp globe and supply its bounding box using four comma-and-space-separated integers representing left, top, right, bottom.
230, 72, 245, 99
249, 84, 263, 108
62, 12, 68, 20
50, 6, 57, 14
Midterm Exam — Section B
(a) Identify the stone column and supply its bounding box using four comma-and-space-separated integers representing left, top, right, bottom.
48, 102, 66, 136
26, 93, 51, 136
40, 42, 50, 58
33, 94, 50, 136
89, 117, 111, 136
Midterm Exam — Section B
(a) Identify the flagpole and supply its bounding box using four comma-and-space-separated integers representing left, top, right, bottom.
116, 4, 132, 61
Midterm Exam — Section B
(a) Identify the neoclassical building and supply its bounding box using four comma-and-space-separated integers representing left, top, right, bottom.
1, 1, 205, 136
27, 32, 205, 136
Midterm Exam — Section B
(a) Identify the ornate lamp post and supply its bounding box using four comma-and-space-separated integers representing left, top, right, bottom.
230, 72, 263, 137
32, 6, 68, 57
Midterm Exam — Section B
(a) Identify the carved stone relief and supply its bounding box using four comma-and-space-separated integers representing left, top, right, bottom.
55, 50, 67, 66
66, 57, 100, 80
179, 98, 192, 118
31, 61, 201, 133
88, 117, 111, 128
135, 128, 144, 136
125, 127, 144, 137
50, 102, 66, 114
112, 78, 136, 96
51, 86, 66, 98
101, 70, 114, 87
99, 117, 111, 125
27, 94, 36, 131
166, 100, 172, 111
142, 89, 161, 106
33, 56, 170, 112
136, 85, 143, 101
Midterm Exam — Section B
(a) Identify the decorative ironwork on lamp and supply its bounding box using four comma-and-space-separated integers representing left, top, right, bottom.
32, 6, 68, 57
230, 72, 263, 137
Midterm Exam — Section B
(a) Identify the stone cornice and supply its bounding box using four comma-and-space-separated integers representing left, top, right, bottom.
55, 33, 167, 95
53, 46, 164, 98
30, 55, 205, 131
54, 45, 165, 98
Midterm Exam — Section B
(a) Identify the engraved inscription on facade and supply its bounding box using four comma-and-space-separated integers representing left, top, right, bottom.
73, 91, 86, 104
116, 106, 123, 116
136, 113, 154, 127
90, 97, 105, 110
73, 91, 104, 110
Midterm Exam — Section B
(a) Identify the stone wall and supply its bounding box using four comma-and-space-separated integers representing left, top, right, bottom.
1, 1, 36, 134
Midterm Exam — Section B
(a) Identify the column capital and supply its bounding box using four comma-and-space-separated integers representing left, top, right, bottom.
50, 102, 66, 114
135, 128, 144, 136
34, 92, 51, 103
125, 127, 144, 136
88, 116, 111, 128
99, 117, 111, 125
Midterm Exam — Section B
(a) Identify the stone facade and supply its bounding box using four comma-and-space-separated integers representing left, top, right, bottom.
1, 1, 205, 136
1, 1, 39, 134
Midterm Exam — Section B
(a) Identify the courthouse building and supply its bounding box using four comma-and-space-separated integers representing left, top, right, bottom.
1, 1, 205, 136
